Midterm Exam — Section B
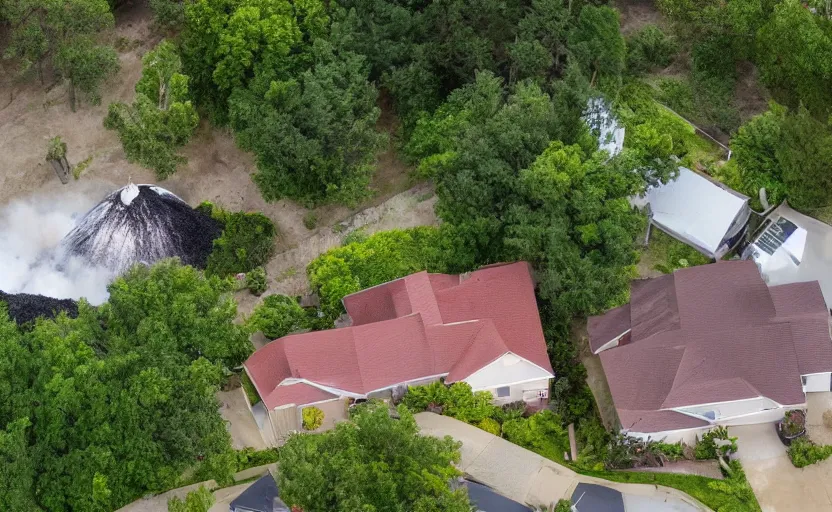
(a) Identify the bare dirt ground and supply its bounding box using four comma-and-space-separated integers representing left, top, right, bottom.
571, 319, 621, 430
234, 183, 437, 316
0, 2, 428, 298
615, 0, 667, 35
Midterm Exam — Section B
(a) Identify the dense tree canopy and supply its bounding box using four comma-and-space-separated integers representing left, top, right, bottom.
105, 41, 199, 179
1, 0, 119, 110
722, 102, 832, 210
278, 402, 471, 512
180, 0, 382, 205
405, 73, 674, 326
0, 260, 249, 511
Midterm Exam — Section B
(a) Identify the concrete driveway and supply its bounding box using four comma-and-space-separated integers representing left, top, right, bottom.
733, 422, 832, 511
414, 412, 707, 511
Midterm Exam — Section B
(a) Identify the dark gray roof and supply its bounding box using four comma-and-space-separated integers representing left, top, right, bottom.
464, 480, 531, 512
230, 474, 288, 512
571, 483, 625, 512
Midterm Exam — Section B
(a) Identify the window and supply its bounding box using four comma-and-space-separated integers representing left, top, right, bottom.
802, 376, 808, 386
495, 386, 510, 398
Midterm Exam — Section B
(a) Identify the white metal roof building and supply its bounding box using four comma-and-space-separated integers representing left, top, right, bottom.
743, 203, 832, 309
639, 167, 751, 259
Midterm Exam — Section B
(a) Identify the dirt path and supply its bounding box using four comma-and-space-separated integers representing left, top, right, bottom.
234, 183, 438, 316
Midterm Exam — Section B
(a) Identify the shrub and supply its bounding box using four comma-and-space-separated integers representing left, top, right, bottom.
246, 295, 309, 339
654, 441, 685, 460
402, 382, 498, 424
198, 202, 277, 276
554, 499, 573, 512
47, 136, 67, 161
695, 426, 736, 460
303, 212, 318, 230
306, 227, 452, 320
788, 437, 832, 468
302, 406, 325, 431
402, 381, 450, 412
150, 0, 185, 28
502, 410, 570, 463
443, 383, 499, 423
246, 267, 268, 296
168, 486, 214, 512
781, 410, 806, 437
477, 418, 502, 436
626, 25, 677, 74
236, 447, 280, 471
241, 372, 261, 405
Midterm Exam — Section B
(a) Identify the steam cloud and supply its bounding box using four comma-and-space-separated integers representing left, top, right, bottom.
0, 186, 115, 305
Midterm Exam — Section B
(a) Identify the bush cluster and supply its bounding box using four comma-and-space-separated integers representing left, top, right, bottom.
198, 202, 278, 277
245, 267, 268, 296
245, 295, 310, 340
626, 25, 677, 74
307, 227, 453, 320
302, 406, 325, 431
788, 438, 832, 468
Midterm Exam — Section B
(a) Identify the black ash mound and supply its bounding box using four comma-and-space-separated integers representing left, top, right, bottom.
60, 184, 222, 275
0, 290, 78, 325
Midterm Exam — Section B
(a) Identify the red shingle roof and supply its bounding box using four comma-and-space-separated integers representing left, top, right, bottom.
593, 261, 831, 433
245, 262, 552, 408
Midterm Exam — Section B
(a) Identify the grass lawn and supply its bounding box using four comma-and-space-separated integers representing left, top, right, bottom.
577, 467, 761, 511
241, 372, 262, 406
638, 228, 712, 278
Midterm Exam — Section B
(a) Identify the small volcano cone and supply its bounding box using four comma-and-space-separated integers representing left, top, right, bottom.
60, 184, 222, 274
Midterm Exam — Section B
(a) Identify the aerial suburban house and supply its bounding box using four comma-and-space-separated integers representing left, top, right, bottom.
635, 167, 752, 259
244, 262, 554, 443
588, 260, 832, 443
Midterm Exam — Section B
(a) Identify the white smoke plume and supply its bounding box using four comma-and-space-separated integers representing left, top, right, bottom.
0, 185, 116, 305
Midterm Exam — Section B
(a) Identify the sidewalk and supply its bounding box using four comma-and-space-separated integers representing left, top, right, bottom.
414, 412, 709, 511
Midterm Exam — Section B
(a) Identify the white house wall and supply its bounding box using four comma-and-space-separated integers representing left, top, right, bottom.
463, 352, 553, 391
804, 372, 832, 393
674, 396, 781, 421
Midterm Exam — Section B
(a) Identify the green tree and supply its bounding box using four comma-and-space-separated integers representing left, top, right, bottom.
104, 40, 198, 179
168, 486, 215, 512
775, 105, 832, 209
728, 102, 832, 210
0, 417, 36, 511
1, 0, 118, 109
246, 295, 309, 339
567, 6, 626, 88
181, 0, 328, 123
307, 227, 452, 320
507, 0, 571, 84
102, 260, 252, 368
278, 402, 472, 512
151, 0, 186, 28
625, 25, 678, 74
756, 0, 832, 116
229, 39, 385, 205
728, 102, 787, 205
198, 203, 277, 277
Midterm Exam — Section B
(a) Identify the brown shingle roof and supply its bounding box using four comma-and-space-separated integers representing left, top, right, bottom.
596, 261, 831, 433
587, 304, 631, 353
